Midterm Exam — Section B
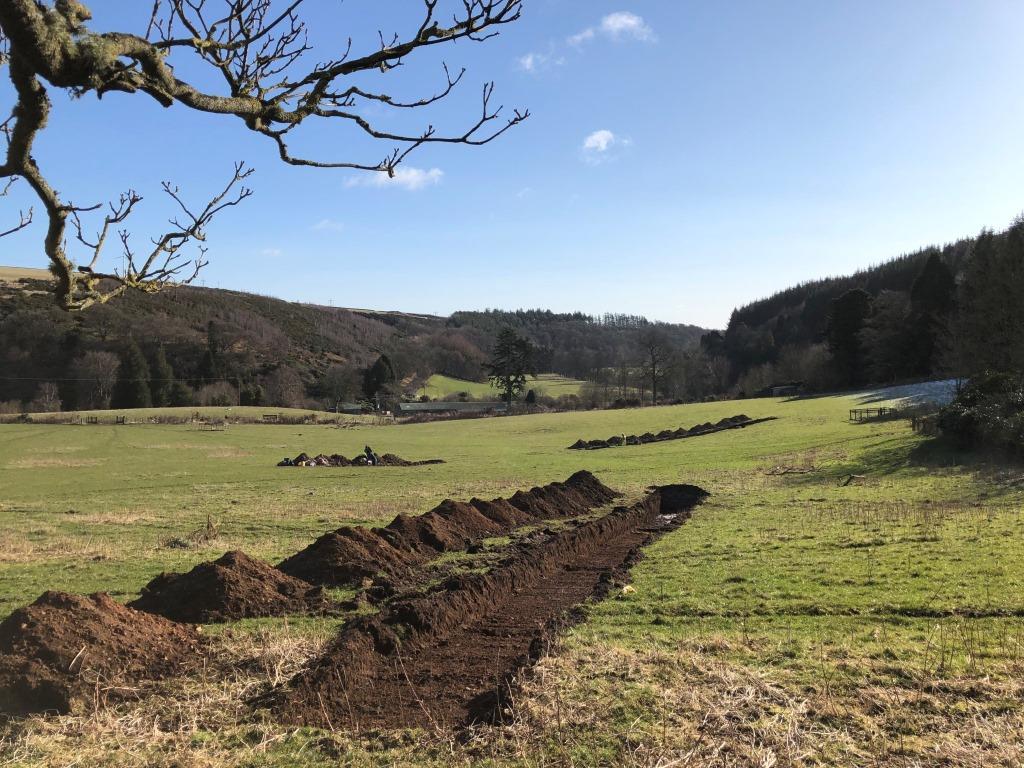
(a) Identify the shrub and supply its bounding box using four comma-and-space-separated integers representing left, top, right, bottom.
937, 372, 1024, 453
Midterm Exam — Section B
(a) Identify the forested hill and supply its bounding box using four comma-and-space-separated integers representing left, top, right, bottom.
0, 269, 705, 411
703, 220, 1023, 394
727, 240, 973, 343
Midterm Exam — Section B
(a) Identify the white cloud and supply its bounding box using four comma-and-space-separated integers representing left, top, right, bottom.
569, 11, 655, 46
567, 28, 595, 47
582, 129, 631, 163
518, 52, 545, 72
517, 49, 565, 74
600, 11, 655, 41
311, 218, 345, 233
583, 130, 617, 153
260, 247, 282, 257
345, 166, 444, 191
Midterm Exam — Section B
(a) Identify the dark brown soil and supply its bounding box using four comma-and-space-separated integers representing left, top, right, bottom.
270, 483, 709, 729
128, 550, 332, 624
277, 470, 619, 587
568, 414, 776, 450
0, 592, 204, 716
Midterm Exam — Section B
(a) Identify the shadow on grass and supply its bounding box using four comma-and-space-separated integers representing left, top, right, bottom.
784, 433, 1024, 497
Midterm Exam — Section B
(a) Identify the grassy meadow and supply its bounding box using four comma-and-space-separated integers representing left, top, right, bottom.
415, 373, 586, 399
1, 392, 1022, 766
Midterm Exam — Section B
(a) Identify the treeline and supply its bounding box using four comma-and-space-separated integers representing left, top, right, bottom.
0, 278, 706, 412
448, 309, 704, 381
698, 219, 1024, 395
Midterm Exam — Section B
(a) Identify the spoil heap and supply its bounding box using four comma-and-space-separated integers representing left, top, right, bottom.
0, 592, 203, 716
272, 484, 710, 728
568, 414, 776, 450
277, 470, 620, 586
129, 550, 332, 623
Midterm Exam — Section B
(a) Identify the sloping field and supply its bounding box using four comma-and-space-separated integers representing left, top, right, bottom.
1, 391, 1022, 766
416, 373, 586, 399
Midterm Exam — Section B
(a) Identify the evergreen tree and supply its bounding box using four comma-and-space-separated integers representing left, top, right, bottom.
112, 338, 152, 409
148, 345, 174, 407
859, 291, 911, 383
169, 380, 194, 407
485, 328, 535, 404
363, 355, 397, 403
826, 289, 872, 386
910, 252, 957, 317
953, 226, 1024, 375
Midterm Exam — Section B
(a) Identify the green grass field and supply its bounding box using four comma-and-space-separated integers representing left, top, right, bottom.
416, 372, 586, 399
1, 393, 1022, 766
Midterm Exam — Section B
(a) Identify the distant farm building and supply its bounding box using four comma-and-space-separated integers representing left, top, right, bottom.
396, 401, 508, 416
754, 382, 804, 398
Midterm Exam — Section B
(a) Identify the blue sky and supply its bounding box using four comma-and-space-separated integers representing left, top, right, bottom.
2, 1, 1024, 328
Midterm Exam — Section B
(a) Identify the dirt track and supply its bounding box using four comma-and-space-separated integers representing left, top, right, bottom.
273, 484, 708, 729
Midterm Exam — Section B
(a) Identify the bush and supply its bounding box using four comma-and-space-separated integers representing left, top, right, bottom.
937, 372, 1024, 452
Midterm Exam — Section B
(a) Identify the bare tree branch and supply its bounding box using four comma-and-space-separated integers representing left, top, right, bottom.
0, 1, 527, 310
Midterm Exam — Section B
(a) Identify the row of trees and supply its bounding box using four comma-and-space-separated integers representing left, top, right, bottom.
701, 218, 1024, 395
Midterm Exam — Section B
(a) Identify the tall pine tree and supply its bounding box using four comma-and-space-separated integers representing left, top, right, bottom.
485, 328, 535, 404
148, 345, 175, 407
112, 338, 152, 409
826, 289, 872, 386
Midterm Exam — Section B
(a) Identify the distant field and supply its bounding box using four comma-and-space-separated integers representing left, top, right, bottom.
1, 391, 1022, 765
0, 265, 52, 284
2, 405, 369, 424
417, 372, 586, 399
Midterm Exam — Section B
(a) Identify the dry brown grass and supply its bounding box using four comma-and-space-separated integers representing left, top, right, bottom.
497, 639, 1024, 767
4, 630, 1020, 767
7, 458, 106, 469
0, 534, 118, 564
205, 448, 254, 459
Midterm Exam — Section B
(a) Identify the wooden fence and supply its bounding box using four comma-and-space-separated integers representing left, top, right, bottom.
848, 407, 902, 423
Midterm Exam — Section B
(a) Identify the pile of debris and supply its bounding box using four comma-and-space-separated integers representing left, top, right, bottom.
568, 414, 776, 450
278, 447, 444, 467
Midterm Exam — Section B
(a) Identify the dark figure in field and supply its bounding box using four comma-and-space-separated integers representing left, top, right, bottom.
364, 446, 380, 466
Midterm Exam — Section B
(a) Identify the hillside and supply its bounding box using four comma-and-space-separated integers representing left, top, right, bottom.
0, 269, 706, 411
702, 221, 1023, 394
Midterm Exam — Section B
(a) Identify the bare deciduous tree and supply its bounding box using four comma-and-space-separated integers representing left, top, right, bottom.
72, 350, 120, 409
639, 328, 676, 406
0, 1, 527, 310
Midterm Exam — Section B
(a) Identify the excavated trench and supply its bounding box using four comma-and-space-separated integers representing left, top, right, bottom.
271, 484, 709, 729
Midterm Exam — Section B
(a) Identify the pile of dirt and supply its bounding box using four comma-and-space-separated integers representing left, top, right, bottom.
0, 591, 203, 716
277, 470, 620, 587
568, 414, 775, 450
129, 551, 332, 623
277, 452, 444, 467
270, 483, 709, 729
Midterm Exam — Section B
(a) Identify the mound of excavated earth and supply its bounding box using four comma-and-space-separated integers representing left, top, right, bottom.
278, 452, 445, 467
568, 414, 776, 450
129, 550, 331, 624
277, 470, 620, 587
270, 483, 709, 729
0, 592, 203, 716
